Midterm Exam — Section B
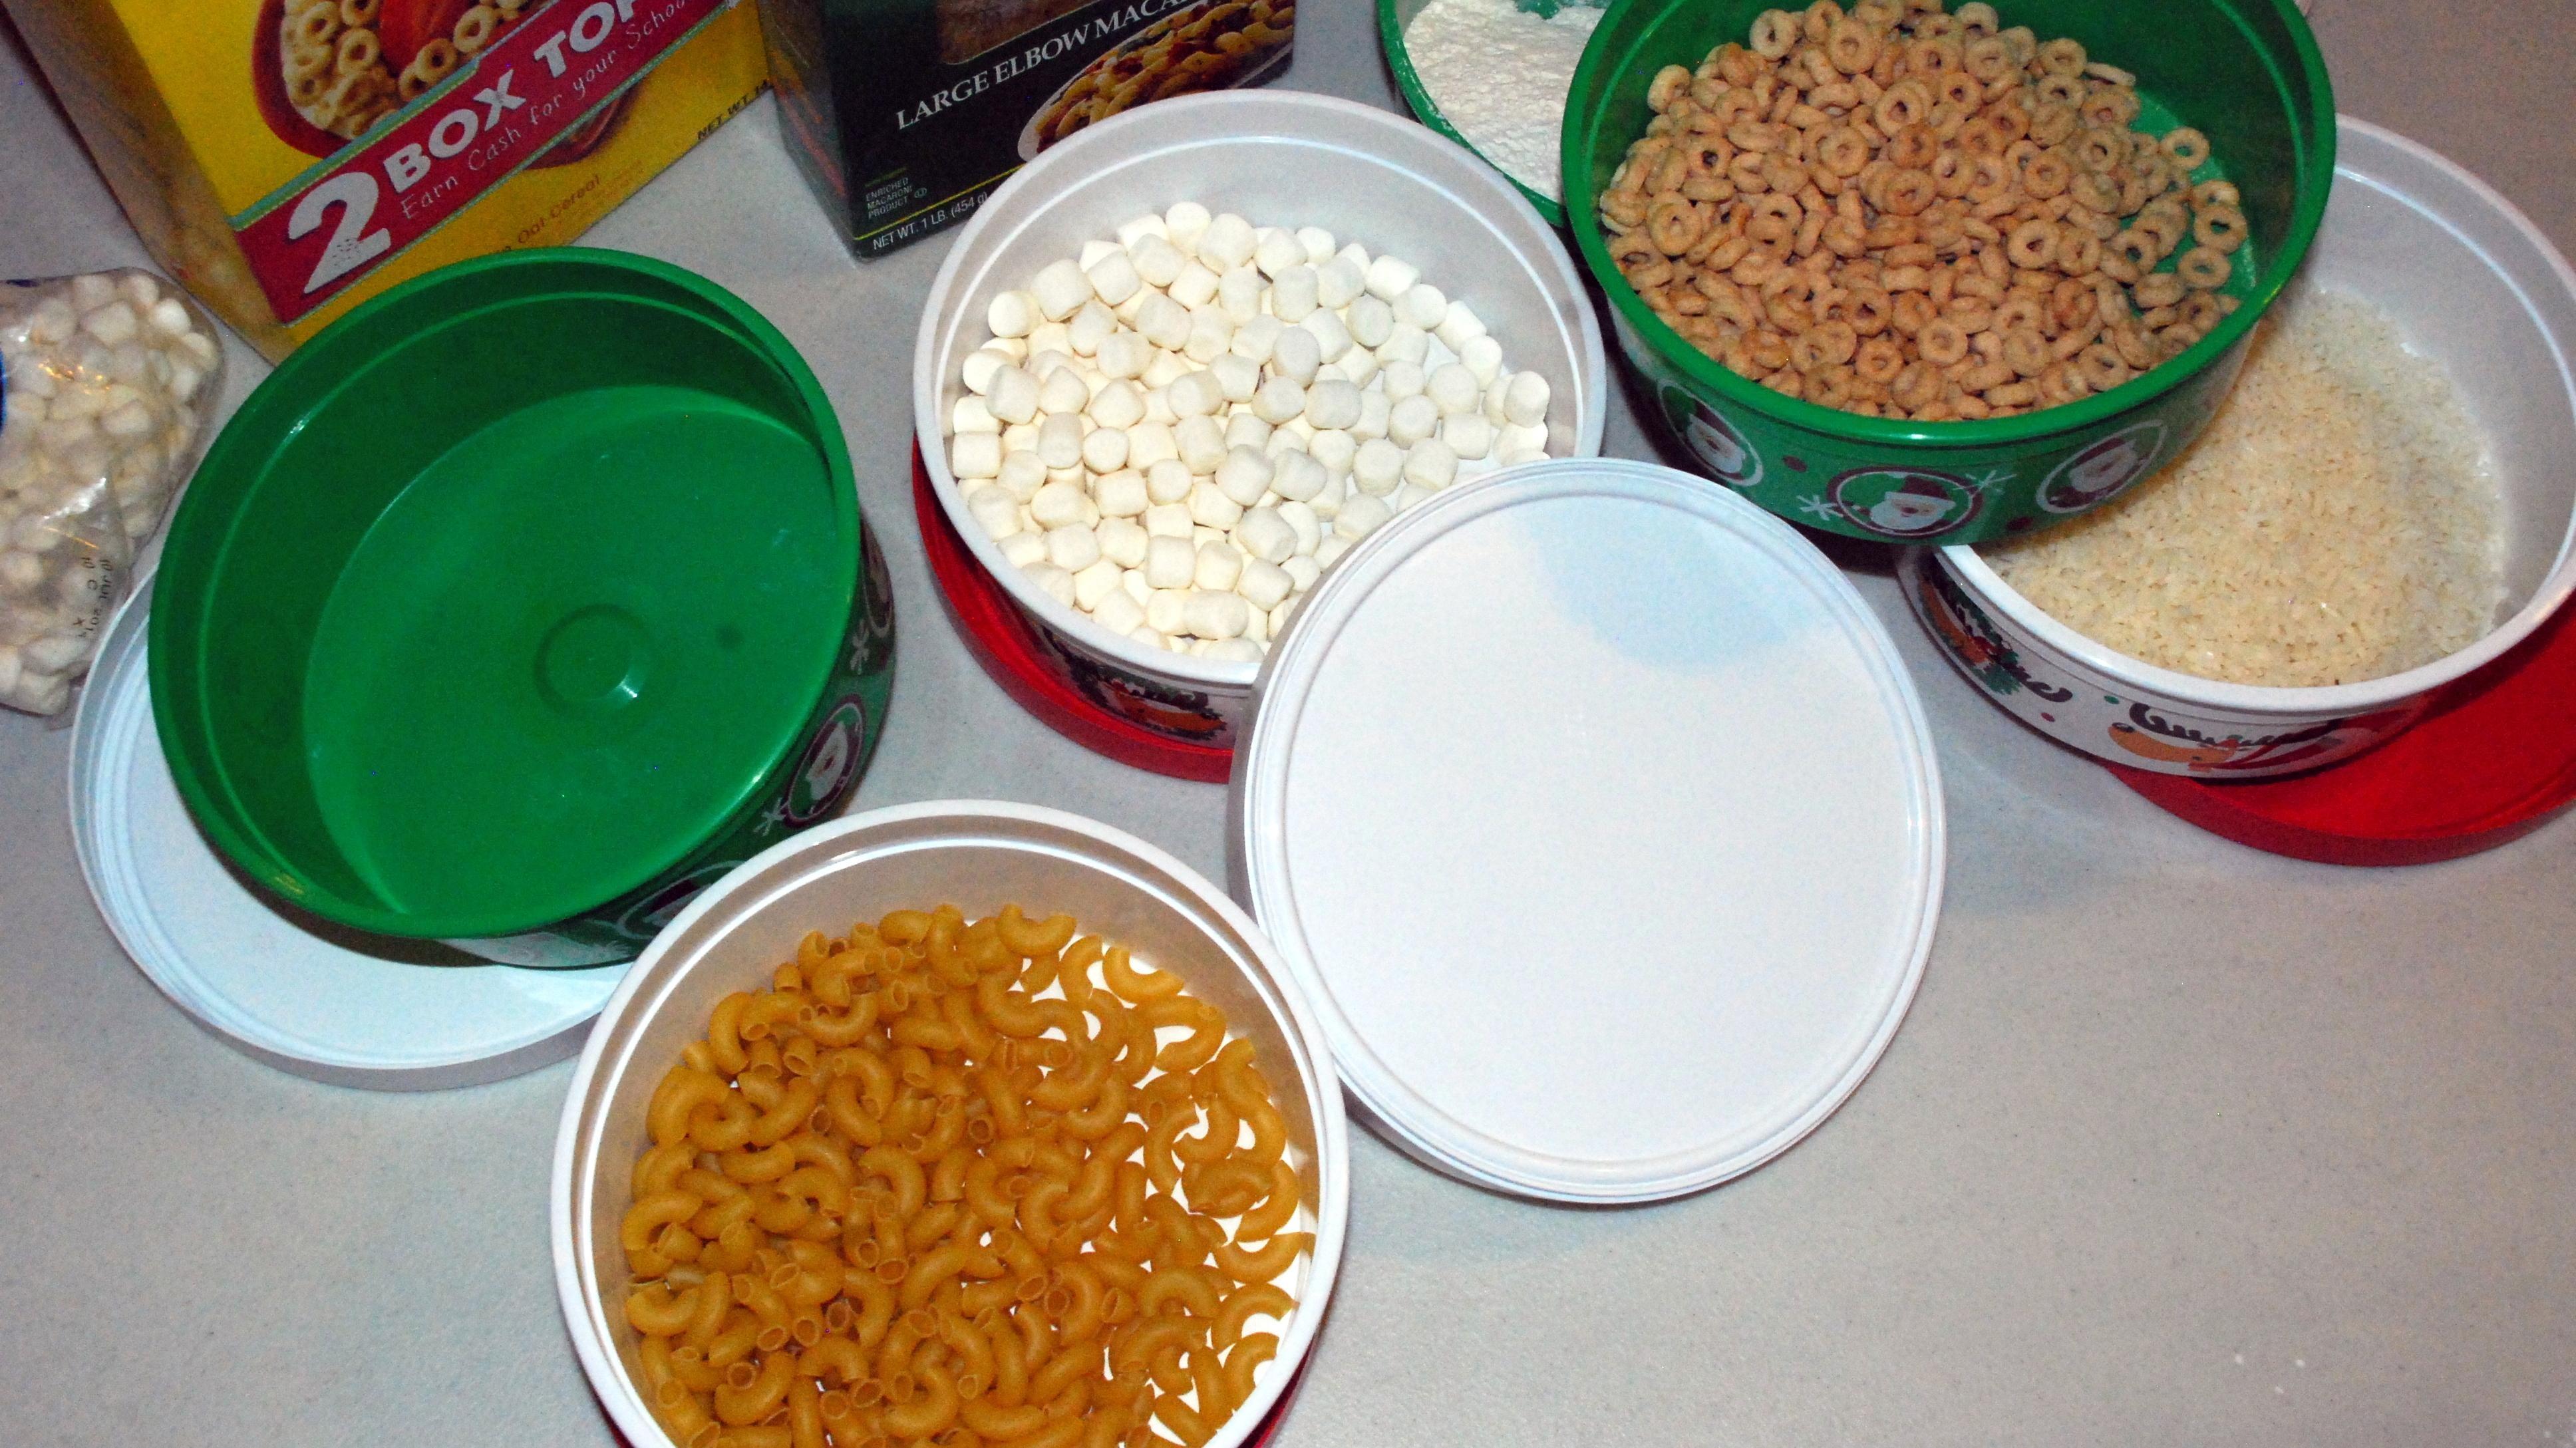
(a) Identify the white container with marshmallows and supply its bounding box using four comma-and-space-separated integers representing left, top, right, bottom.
916, 90, 1608, 749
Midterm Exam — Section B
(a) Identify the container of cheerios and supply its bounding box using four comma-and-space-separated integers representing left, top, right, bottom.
149, 249, 897, 969
552, 800, 1350, 1448
1563, 0, 2335, 544
917, 89, 1609, 753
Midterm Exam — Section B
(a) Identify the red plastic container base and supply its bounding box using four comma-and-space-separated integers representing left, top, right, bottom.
2110, 593, 2576, 866
915, 448, 1234, 784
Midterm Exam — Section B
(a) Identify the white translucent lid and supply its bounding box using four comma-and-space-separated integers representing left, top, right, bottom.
69, 577, 626, 1091
1231, 460, 1945, 1202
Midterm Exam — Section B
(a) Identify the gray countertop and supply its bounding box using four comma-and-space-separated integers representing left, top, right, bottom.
5, 2, 2573, 1444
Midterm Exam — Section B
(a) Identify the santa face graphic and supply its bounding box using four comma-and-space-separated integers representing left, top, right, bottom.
1831, 467, 1979, 537
2040, 421, 2168, 513
1869, 486, 1957, 533
1674, 394, 1764, 489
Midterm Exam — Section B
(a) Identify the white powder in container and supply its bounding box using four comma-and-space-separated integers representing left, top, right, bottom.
1401, 0, 1603, 204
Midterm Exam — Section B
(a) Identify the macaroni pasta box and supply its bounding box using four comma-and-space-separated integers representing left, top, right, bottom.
3, 0, 768, 359
760, 0, 1295, 258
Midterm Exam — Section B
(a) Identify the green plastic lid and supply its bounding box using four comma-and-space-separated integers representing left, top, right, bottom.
151, 250, 860, 941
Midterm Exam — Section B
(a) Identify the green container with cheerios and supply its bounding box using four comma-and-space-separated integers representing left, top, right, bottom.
1563, 0, 2334, 544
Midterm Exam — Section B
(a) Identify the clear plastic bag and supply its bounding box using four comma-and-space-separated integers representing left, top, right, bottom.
0, 269, 222, 715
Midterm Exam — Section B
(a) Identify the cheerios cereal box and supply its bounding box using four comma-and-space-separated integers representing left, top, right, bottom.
760, 0, 1295, 258
4, 0, 767, 359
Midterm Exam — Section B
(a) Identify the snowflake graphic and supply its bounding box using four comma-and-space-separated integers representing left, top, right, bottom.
1959, 465, 2016, 498
756, 797, 789, 836
1795, 493, 1844, 523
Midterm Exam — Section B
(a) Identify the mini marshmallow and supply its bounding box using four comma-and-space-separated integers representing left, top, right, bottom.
1198, 213, 1257, 271
1031, 480, 1090, 528
1098, 517, 1150, 569
1023, 561, 1078, 608
1352, 438, 1405, 494
1396, 283, 1448, 331
985, 336, 1029, 361
1442, 412, 1495, 461
1299, 308, 1353, 362
1096, 468, 1151, 517
1278, 499, 1322, 557
1505, 371, 1552, 427
1223, 412, 1273, 453
1188, 480, 1245, 529
1169, 260, 1221, 309
1215, 446, 1275, 506
1217, 265, 1266, 324
966, 485, 1021, 539
1097, 331, 1151, 380
1130, 234, 1186, 287
1461, 334, 1504, 384
1144, 535, 1197, 589
1165, 202, 1213, 251
1116, 213, 1169, 247
1037, 366, 1091, 415
1315, 255, 1367, 309
1046, 523, 1103, 572
1267, 419, 1313, 456
1271, 450, 1327, 503
1144, 501, 1196, 539
1388, 394, 1440, 446
1135, 293, 1191, 350
82, 302, 139, 346
1088, 249, 1142, 307
951, 432, 1002, 479
1308, 428, 1357, 478
1271, 265, 1319, 322
989, 365, 1041, 424
1205, 353, 1261, 404
1229, 315, 1285, 365
1483, 374, 1513, 426
1339, 346, 1382, 388
1080, 426, 1130, 474
1376, 323, 1431, 366
1295, 226, 1336, 264
1254, 227, 1307, 279
1079, 239, 1124, 271
1235, 507, 1295, 564
1031, 259, 1093, 320
1403, 438, 1460, 490
1146, 588, 1191, 635
1147, 460, 1196, 506
961, 347, 1014, 394
1496, 422, 1550, 464
1002, 420, 1041, 455
1207, 638, 1263, 662
1184, 309, 1234, 363
1195, 540, 1246, 592
1072, 558, 1126, 611
1000, 531, 1049, 568
1426, 362, 1482, 415
1094, 588, 1148, 637
1303, 378, 1363, 431
1173, 415, 1228, 476
1026, 347, 1074, 379
1126, 422, 1178, 472
1037, 413, 1085, 470
1436, 301, 1489, 352
951, 395, 1000, 436
1186, 588, 1251, 643
1365, 253, 1421, 301
1166, 370, 1222, 419
1345, 294, 1395, 350
1067, 301, 1116, 357
1090, 380, 1146, 430
1380, 359, 1426, 402
1252, 377, 1306, 424
1313, 534, 1352, 570
997, 450, 1048, 501
1283, 553, 1323, 593
1237, 557, 1293, 611
1336, 490, 1394, 538
1143, 351, 1191, 390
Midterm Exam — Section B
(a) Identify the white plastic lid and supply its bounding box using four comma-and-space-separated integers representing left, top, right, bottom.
69, 577, 627, 1091
1231, 460, 1945, 1202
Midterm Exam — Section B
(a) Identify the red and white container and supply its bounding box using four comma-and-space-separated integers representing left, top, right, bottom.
915, 90, 1609, 752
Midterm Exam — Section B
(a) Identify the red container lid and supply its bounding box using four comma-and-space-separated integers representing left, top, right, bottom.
915, 447, 1234, 784
2112, 594, 2576, 865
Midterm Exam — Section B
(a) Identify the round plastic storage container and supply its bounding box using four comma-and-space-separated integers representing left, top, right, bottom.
151, 249, 895, 967
1903, 118, 2576, 778
554, 801, 1349, 1448
1231, 459, 1944, 1201
1563, 0, 2335, 545
917, 89, 1608, 752
1378, 0, 1603, 225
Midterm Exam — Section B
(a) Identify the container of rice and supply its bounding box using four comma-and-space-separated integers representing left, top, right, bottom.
1901, 118, 2576, 778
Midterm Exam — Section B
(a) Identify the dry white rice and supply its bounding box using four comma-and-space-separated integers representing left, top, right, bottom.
1983, 287, 2505, 688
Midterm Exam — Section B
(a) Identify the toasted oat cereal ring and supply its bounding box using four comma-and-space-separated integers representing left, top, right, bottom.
1749, 8, 1800, 57
413, 37, 459, 83
1813, 126, 1870, 178
339, 0, 379, 24
293, 5, 340, 48
1871, 79, 1931, 134
2033, 74, 2085, 109
2056, 226, 2102, 277
2035, 36, 2086, 77
1999, 327, 2050, 378
2109, 229, 2158, 272
2191, 179, 2241, 211
1992, 293, 2046, 334
334, 25, 379, 74
2175, 245, 2231, 290
2191, 203, 2247, 253
1881, 168, 1937, 217
2076, 344, 2130, 393
2179, 291, 2225, 332
1853, 335, 1905, 383
2022, 151, 2072, 200
2160, 126, 2211, 169
2130, 271, 2185, 310
1647, 197, 1706, 255
2070, 128, 2127, 174
1904, 36, 1958, 74
1987, 101, 2030, 144
286, 39, 335, 80
1955, 1, 1998, 31
290, 69, 331, 108
1917, 317, 1970, 365
1891, 360, 1943, 409
1648, 64, 1693, 111
1961, 35, 2012, 82
2005, 219, 2059, 271
454, 5, 500, 53
1826, 17, 1879, 72
1881, 122, 1938, 171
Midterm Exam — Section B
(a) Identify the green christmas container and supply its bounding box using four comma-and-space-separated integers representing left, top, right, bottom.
150, 249, 895, 968
1563, 0, 2335, 545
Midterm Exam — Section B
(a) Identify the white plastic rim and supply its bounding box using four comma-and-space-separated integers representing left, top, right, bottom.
916, 88, 1611, 694
552, 801, 1350, 1448
68, 575, 626, 1090
1940, 115, 2576, 720
1231, 459, 1945, 1202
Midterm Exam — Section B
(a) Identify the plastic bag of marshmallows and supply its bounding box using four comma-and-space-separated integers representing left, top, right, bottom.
0, 270, 222, 715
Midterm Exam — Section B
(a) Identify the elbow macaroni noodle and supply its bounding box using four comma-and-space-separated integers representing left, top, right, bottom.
621, 905, 1308, 1448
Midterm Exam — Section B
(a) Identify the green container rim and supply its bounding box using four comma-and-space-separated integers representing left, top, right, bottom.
1377, 0, 1574, 227
150, 248, 862, 941
1559, 0, 2338, 449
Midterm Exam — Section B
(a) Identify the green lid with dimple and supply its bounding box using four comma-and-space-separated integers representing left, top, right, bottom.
151, 249, 859, 941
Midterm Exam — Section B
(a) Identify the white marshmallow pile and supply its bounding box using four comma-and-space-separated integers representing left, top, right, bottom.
0, 271, 220, 714
947, 203, 1557, 662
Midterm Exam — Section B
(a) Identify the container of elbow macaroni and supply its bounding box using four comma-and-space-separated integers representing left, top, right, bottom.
915, 90, 1609, 755
0, 0, 768, 360
146, 249, 896, 971
552, 801, 1349, 1448
1227, 458, 1947, 1203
